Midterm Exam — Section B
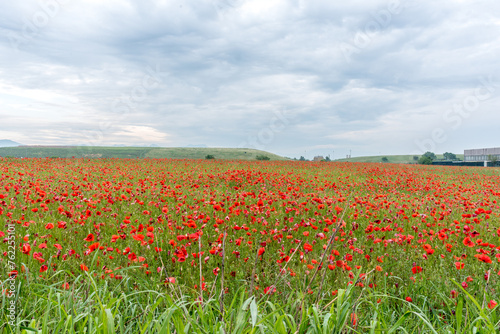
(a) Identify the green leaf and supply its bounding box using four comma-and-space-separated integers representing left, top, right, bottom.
408, 311, 439, 334
456, 295, 463, 334
387, 311, 411, 334
250, 299, 258, 327
105, 308, 116, 334
274, 314, 287, 334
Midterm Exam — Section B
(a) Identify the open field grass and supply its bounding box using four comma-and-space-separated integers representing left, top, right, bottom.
0, 146, 286, 160
336, 154, 465, 163
145, 147, 286, 160
1, 158, 499, 333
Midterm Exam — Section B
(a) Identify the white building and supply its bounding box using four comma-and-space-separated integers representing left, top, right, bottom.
464, 147, 500, 162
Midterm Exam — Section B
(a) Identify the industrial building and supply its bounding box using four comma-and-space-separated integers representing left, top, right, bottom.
464, 147, 500, 162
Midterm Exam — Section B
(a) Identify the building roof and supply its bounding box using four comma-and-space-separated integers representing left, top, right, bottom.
464, 147, 500, 156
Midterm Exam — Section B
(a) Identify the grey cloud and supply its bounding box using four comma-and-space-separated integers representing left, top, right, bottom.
0, 0, 499, 159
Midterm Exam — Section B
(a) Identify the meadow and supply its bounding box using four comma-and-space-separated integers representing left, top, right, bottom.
0, 158, 499, 333
335, 154, 465, 164
0, 146, 286, 161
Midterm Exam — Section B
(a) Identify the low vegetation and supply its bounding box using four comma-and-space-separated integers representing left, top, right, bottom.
1, 158, 498, 333
0, 147, 286, 161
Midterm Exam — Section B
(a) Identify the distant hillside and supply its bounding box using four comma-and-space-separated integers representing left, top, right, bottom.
0, 146, 286, 160
0, 139, 22, 147
335, 154, 465, 163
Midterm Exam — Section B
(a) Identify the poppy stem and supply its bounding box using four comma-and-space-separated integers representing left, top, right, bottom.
296, 191, 352, 323
482, 268, 491, 309
262, 241, 302, 304
219, 230, 227, 323
309, 192, 353, 299
250, 238, 261, 297
198, 234, 203, 303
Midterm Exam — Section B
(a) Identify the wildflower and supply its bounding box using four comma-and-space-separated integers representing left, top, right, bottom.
411, 266, 422, 274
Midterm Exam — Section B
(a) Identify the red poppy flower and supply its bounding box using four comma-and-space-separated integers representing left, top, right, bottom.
350, 313, 358, 326
463, 237, 474, 247
475, 254, 492, 264
84, 234, 95, 242
411, 266, 422, 274
264, 286, 276, 295
22, 243, 31, 255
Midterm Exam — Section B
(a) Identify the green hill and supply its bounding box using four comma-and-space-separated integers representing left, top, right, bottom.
335, 154, 464, 163
145, 147, 285, 160
0, 146, 286, 160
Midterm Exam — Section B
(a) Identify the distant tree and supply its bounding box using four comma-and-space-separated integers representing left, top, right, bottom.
205, 154, 215, 159
418, 156, 433, 165
256, 155, 270, 161
324, 156, 331, 162
443, 152, 457, 160
488, 155, 499, 166
381, 157, 389, 163
413, 156, 419, 161
299, 156, 306, 161
422, 151, 437, 160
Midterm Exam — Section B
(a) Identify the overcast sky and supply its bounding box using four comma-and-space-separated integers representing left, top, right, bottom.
1, 0, 499, 159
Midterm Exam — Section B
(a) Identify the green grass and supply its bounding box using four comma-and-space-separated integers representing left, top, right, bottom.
145, 148, 286, 160
1, 158, 498, 333
3, 269, 498, 333
336, 154, 465, 163
0, 146, 286, 160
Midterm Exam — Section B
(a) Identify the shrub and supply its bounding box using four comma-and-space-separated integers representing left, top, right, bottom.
256, 155, 270, 161
418, 156, 433, 165
205, 155, 215, 159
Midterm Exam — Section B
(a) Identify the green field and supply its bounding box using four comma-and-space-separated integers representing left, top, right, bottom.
1, 158, 499, 333
335, 154, 465, 163
0, 146, 286, 160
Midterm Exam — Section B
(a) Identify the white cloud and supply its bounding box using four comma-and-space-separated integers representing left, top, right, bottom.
113, 125, 170, 143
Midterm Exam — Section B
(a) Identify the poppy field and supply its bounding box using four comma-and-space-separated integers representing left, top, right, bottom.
1, 158, 499, 333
